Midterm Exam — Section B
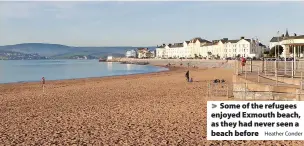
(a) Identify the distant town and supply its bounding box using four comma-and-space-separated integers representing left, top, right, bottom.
0, 51, 48, 60
126, 37, 267, 60
1, 30, 303, 60
125, 30, 304, 60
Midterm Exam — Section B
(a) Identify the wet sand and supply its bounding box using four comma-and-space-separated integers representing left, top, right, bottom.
0, 66, 303, 145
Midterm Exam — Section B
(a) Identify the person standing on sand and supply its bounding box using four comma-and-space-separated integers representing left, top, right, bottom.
185, 70, 190, 82
41, 77, 45, 92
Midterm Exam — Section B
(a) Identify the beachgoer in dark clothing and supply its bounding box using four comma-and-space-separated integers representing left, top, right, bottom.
185, 70, 190, 82
41, 77, 45, 92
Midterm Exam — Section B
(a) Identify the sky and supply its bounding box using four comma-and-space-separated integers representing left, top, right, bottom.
0, 1, 303, 47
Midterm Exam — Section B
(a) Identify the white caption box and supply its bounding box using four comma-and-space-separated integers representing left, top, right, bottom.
207, 101, 304, 140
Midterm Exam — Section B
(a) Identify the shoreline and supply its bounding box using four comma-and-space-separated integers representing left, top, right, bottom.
0, 63, 170, 85
0, 65, 191, 93
1, 57, 221, 86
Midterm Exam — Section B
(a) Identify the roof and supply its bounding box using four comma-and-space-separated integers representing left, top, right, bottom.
283, 35, 304, 40
190, 37, 211, 43
244, 39, 251, 42
202, 43, 216, 47
138, 47, 148, 50
270, 37, 283, 42
285, 29, 289, 37
220, 39, 228, 43
259, 43, 266, 47
196, 39, 211, 43
227, 40, 239, 43
137, 48, 149, 52
156, 45, 165, 48
170, 43, 183, 48
185, 41, 190, 44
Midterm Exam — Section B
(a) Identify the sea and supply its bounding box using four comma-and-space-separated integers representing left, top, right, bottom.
0, 60, 168, 84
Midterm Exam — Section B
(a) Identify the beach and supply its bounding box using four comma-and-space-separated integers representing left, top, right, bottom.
0, 65, 303, 145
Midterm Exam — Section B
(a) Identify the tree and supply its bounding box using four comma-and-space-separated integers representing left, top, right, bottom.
145, 52, 153, 58
264, 51, 269, 54
194, 54, 198, 59
216, 55, 220, 59
207, 52, 212, 59
269, 45, 283, 57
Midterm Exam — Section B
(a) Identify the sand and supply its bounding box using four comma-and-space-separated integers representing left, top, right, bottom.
0, 66, 303, 145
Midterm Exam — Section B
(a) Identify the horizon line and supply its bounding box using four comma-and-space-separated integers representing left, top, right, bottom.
0, 42, 157, 48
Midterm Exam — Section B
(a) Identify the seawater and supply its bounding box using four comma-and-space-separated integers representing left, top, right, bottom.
0, 60, 168, 83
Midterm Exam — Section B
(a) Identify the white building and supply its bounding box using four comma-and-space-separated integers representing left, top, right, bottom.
281, 35, 304, 58
269, 30, 290, 57
137, 48, 150, 58
270, 29, 304, 58
126, 50, 137, 58
155, 45, 166, 58
166, 43, 184, 58
187, 37, 210, 58
195, 37, 265, 59
107, 56, 113, 60
155, 36, 266, 59
156, 41, 190, 59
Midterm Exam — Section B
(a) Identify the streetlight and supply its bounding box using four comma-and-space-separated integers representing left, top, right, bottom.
276, 31, 280, 59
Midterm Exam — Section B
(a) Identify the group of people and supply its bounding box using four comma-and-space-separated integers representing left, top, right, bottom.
185, 71, 226, 83
213, 79, 225, 83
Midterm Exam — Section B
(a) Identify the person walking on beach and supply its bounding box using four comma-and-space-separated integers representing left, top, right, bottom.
41, 77, 45, 92
185, 70, 190, 82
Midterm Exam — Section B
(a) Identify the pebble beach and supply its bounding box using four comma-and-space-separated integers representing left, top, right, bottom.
0, 64, 304, 145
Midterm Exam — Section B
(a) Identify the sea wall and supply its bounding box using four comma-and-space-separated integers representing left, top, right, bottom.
232, 75, 300, 101
119, 58, 234, 69
232, 75, 274, 100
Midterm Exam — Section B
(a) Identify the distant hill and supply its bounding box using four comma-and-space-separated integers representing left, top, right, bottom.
0, 43, 156, 59
0, 43, 73, 57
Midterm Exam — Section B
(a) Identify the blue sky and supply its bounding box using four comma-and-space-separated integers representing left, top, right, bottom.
0, 1, 303, 47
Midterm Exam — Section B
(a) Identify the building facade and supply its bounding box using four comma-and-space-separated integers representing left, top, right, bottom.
155, 36, 266, 59
136, 48, 155, 58
125, 50, 137, 58
280, 35, 304, 58
155, 46, 165, 58
269, 30, 291, 58
137, 48, 149, 58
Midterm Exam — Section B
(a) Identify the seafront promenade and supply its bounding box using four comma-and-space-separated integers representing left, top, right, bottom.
119, 58, 233, 69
